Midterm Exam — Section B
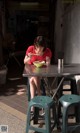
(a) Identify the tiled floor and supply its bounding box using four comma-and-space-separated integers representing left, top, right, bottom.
0, 58, 28, 114
0, 58, 80, 133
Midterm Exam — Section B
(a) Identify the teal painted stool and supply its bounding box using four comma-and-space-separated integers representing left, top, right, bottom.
59, 94, 80, 133
26, 96, 56, 133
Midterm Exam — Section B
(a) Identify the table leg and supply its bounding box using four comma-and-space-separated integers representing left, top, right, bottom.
33, 107, 39, 124
52, 77, 64, 99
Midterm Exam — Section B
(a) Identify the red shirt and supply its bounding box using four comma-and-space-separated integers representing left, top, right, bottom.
26, 45, 52, 64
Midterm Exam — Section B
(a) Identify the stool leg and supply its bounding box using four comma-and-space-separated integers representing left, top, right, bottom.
70, 78, 77, 94
27, 79, 31, 101
62, 107, 68, 133
57, 78, 63, 128
78, 103, 80, 122
26, 105, 31, 133
76, 104, 80, 122
52, 104, 57, 128
45, 107, 51, 133
34, 107, 39, 124
57, 102, 62, 130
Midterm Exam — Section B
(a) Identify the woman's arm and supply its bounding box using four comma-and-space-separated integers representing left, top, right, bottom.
24, 45, 34, 64
24, 55, 31, 64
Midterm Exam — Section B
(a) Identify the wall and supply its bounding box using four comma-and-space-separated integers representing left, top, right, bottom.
0, 1, 4, 66
54, 0, 64, 63
54, 1, 80, 64
62, 3, 80, 63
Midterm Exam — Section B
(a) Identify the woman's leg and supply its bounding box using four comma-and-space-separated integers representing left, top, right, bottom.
33, 77, 41, 96
29, 77, 37, 112
29, 77, 36, 99
29, 77, 41, 112
29, 77, 41, 99
29, 77, 40, 112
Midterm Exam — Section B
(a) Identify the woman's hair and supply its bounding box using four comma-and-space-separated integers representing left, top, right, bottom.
34, 36, 47, 50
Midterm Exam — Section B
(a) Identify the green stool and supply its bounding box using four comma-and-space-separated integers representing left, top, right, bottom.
26, 96, 56, 133
59, 94, 80, 133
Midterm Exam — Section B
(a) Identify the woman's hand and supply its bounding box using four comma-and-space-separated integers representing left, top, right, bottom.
46, 56, 51, 66
28, 52, 33, 58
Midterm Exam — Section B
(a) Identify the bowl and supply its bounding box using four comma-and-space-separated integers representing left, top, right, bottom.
33, 61, 45, 68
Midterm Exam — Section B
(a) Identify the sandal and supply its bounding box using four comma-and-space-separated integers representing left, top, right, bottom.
30, 111, 34, 115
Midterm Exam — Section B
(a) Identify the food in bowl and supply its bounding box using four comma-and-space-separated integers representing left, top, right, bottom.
33, 61, 45, 68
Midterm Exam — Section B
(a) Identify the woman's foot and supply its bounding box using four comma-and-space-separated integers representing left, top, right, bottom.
40, 108, 45, 116
31, 106, 34, 115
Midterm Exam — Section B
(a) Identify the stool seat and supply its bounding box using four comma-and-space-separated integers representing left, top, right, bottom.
30, 96, 54, 107
59, 94, 80, 133
59, 94, 80, 106
26, 96, 56, 133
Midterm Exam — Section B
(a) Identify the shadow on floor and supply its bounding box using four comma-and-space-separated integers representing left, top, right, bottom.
0, 58, 28, 114
0, 57, 28, 96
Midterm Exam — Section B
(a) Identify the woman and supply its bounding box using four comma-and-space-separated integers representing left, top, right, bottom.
24, 36, 52, 111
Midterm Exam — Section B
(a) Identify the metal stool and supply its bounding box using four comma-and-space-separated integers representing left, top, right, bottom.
59, 94, 80, 133
26, 96, 56, 133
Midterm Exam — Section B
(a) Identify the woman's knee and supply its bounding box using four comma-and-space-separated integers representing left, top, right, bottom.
29, 77, 35, 84
29, 77, 33, 83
